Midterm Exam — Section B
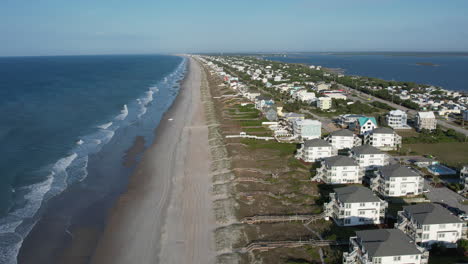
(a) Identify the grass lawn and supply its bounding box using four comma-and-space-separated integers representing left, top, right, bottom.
405, 142, 468, 167
396, 129, 419, 138
242, 127, 270, 133
240, 138, 297, 156
240, 120, 264, 127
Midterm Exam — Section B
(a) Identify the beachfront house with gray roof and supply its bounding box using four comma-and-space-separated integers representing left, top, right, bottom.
343, 229, 429, 264
370, 164, 424, 197
313, 155, 362, 184
396, 203, 465, 248
325, 129, 362, 150
350, 145, 389, 171
324, 185, 387, 226
364, 127, 402, 151
298, 138, 337, 162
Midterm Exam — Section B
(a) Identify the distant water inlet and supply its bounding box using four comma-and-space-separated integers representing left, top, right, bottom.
0, 55, 187, 263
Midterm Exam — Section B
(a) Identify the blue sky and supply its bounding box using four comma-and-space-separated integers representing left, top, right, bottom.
1, 0, 468, 56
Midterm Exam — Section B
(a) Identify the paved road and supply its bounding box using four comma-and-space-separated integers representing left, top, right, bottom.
338, 84, 468, 136
424, 180, 468, 212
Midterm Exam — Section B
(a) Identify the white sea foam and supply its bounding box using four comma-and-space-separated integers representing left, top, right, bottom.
97, 122, 113, 130
139, 91, 154, 106
76, 139, 84, 145
114, 104, 128, 120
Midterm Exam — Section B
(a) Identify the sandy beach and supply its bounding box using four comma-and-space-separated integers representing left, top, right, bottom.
91, 57, 216, 264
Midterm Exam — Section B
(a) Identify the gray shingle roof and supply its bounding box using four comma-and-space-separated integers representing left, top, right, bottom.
356, 229, 423, 257
380, 164, 419, 178
330, 129, 354, 137
334, 185, 381, 203
323, 155, 357, 167
304, 138, 331, 148
372, 127, 395, 134
403, 203, 462, 225
351, 145, 384, 155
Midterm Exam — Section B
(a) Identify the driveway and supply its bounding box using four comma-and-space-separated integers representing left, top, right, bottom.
424, 180, 468, 212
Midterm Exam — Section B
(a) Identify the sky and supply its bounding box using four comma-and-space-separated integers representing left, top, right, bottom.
1, 0, 468, 56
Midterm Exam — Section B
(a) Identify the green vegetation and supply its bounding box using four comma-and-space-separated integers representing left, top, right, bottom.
371, 101, 395, 110
403, 128, 467, 144
429, 245, 468, 264
240, 120, 264, 127
240, 138, 297, 156
405, 142, 468, 168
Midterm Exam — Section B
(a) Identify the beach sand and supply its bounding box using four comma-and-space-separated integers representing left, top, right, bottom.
91, 57, 216, 264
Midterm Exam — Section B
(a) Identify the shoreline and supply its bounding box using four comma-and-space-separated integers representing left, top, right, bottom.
91, 56, 217, 263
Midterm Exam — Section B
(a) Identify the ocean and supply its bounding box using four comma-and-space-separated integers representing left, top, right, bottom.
0, 54, 186, 263
264, 53, 468, 91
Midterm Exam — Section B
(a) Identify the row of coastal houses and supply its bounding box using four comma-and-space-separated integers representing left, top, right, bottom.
199, 56, 467, 264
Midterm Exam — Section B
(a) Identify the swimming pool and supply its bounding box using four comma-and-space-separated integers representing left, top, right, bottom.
427, 164, 456, 176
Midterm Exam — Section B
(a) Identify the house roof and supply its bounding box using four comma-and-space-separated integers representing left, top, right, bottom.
388, 109, 406, 116
356, 229, 423, 257
403, 203, 462, 225
334, 185, 381, 203
323, 155, 357, 167
295, 119, 321, 126
304, 138, 331, 148
256, 95, 272, 101
330, 129, 354, 137
357, 117, 377, 127
379, 164, 420, 178
418, 111, 435, 119
372, 127, 395, 134
351, 145, 384, 155
284, 112, 305, 118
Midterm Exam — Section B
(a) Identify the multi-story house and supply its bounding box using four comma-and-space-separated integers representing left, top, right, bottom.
324, 185, 387, 226
254, 96, 274, 110
386, 109, 409, 129
350, 145, 389, 171
364, 127, 402, 151
461, 166, 468, 192
317, 96, 332, 110
351, 117, 377, 135
325, 129, 362, 150
371, 164, 424, 197
298, 138, 337, 162
343, 229, 429, 264
416, 111, 437, 131
293, 119, 321, 140
396, 203, 465, 248
313, 155, 362, 184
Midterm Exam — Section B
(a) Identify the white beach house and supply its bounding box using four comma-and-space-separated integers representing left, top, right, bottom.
343, 229, 429, 264
317, 96, 332, 110
292, 119, 321, 140
364, 127, 402, 151
386, 109, 409, 129
313, 155, 362, 184
461, 165, 468, 191
416, 111, 437, 131
370, 164, 424, 197
396, 203, 465, 248
351, 117, 377, 135
299, 138, 337, 162
326, 129, 362, 150
324, 185, 387, 226
350, 145, 389, 171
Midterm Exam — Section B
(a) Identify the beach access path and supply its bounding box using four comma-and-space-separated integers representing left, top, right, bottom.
91, 57, 216, 264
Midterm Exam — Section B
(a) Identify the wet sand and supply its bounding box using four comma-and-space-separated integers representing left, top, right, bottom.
91, 57, 216, 264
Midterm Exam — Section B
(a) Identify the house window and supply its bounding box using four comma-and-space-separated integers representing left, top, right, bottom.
393, 256, 401, 261
373, 257, 382, 264
423, 225, 430, 231
438, 233, 445, 238
345, 211, 351, 216
345, 204, 351, 209
359, 211, 365, 215
439, 224, 446, 229
360, 203, 365, 207
423, 234, 429, 239
344, 219, 351, 224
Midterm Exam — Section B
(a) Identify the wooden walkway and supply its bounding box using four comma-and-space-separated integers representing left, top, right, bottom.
238, 239, 348, 253
240, 213, 325, 224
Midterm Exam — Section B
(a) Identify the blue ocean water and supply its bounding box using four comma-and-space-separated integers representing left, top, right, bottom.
265, 53, 468, 91
0, 55, 186, 263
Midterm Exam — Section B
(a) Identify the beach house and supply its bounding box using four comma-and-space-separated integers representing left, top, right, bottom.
324, 185, 387, 226
343, 229, 429, 264
292, 119, 321, 140
364, 127, 402, 151
254, 96, 274, 110
416, 111, 437, 131
326, 129, 362, 150
317, 96, 332, 110
370, 164, 424, 197
351, 117, 377, 135
313, 155, 362, 184
299, 138, 337, 162
350, 145, 389, 171
283, 112, 305, 124
396, 203, 465, 248
461, 166, 468, 191
386, 110, 409, 129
